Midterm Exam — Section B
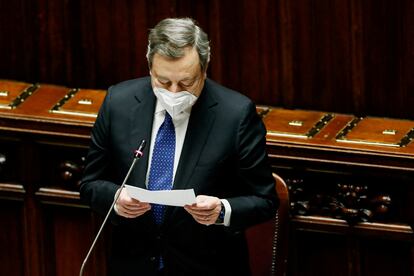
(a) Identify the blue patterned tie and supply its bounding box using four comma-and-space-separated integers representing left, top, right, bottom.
148, 112, 175, 225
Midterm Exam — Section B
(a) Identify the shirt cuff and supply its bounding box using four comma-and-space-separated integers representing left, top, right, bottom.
113, 188, 121, 215
221, 199, 231, 226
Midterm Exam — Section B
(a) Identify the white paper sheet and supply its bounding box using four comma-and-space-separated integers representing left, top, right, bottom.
124, 185, 196, 207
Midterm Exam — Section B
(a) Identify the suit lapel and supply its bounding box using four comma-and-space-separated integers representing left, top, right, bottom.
163, 83, 217, 223
173, 85, 217, 190
129, 80, 156, 188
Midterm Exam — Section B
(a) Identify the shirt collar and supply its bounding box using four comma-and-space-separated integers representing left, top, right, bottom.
155, 100, 164, 115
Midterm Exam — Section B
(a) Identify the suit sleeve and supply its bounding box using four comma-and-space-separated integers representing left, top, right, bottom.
227, 101, 279, 229
79, 87, 120, 218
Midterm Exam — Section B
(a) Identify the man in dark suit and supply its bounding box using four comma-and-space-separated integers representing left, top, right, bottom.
80, 17, 278, 276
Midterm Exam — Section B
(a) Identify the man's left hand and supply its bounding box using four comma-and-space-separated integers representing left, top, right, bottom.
184, 195, 221, 225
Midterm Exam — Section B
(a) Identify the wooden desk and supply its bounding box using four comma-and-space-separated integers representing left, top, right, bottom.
260, 107, 414, 276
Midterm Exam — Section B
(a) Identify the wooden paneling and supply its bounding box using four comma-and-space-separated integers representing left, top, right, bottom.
40, 204, 109, 276
0, 133, 110, 276
0, 200, 25, 276
1, 0, 414, 118
291, 231, 349, 276
360, 239, 412, 276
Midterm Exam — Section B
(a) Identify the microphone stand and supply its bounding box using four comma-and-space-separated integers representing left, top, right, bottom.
79, 140, 146, 276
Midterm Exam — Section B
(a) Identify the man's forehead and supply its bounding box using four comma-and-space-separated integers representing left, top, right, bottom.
152, 49, 201, 79
153, 47, 199, 65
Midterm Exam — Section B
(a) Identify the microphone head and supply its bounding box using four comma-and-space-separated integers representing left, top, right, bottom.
134, 149, 144, 158
134, 140, 146, 158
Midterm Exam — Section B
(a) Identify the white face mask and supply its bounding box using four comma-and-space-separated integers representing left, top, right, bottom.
153, 87, 198, 119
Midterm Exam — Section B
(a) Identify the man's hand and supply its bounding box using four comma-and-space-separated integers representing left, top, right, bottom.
184, 195, 221, 225
114, 188, 151, 218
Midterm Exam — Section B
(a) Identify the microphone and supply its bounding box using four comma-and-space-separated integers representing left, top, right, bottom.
79, 139, 146, 276
134, 139, 146, 158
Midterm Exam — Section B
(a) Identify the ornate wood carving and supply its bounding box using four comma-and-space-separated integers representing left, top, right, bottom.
58, 157, 85, 190
287, 178, 392, 225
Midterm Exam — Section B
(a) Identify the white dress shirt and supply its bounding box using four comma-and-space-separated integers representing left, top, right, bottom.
145, 99, 231, 226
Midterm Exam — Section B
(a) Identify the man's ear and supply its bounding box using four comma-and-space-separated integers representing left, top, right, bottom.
203, 64, 209, 79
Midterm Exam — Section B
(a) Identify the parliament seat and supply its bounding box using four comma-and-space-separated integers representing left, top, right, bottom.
246, 173, 290, 276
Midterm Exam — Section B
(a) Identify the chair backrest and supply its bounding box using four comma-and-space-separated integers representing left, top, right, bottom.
246, 173, 290, 276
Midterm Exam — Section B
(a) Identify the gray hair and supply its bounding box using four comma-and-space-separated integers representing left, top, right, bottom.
146, 18, 210, 72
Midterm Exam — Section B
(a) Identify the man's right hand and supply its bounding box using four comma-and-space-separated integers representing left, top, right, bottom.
114, 188, 151, 218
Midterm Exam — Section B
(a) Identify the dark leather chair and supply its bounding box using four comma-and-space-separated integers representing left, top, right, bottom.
246, 173, 290, 276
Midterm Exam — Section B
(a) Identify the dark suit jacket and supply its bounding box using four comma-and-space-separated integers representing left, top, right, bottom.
80, 77, 279, 276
